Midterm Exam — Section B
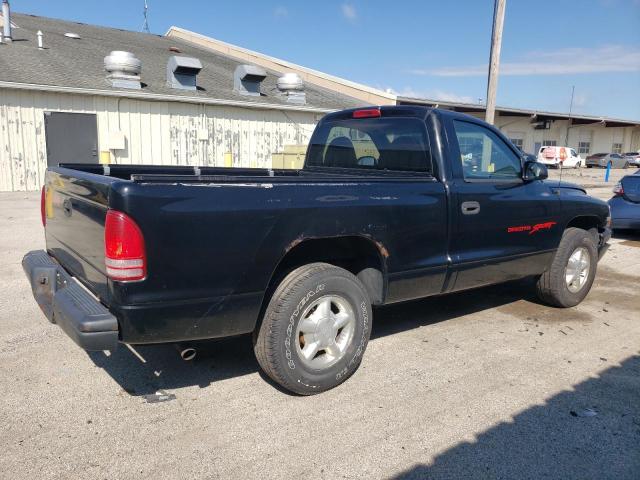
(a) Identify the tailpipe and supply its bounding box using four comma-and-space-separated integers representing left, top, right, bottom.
175, 343, 196, 361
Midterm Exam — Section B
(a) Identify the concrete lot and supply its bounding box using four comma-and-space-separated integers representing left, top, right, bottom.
1, 176, 639, 480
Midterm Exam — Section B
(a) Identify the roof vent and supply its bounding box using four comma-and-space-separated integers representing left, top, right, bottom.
2, 0, 12, 43
167, 56, 202, 90
234, 64, 267, 97
276, 72, 306, 105
104, 51, 142, 89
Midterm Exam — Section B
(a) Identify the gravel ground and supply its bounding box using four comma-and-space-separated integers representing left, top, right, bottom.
1, 183, 639, 480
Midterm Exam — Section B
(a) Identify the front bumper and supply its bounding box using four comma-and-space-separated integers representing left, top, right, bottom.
599, 227, 612, 246
22, 250, 118, 351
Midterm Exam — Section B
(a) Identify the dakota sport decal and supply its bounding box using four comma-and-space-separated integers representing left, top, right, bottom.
507, 221, 557, 235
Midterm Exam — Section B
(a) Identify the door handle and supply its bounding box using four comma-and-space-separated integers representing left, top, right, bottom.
461, 201, 480, 215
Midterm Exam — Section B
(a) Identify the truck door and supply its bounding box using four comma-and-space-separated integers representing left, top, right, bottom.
445, 118, 561, 291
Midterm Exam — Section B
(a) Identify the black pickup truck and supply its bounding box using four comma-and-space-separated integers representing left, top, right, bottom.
23, 106, 611, 395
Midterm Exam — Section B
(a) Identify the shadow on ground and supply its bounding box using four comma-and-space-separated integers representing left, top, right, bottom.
612, 229, 640, 242
87, 278, 542, 396
389, 354, 640, 480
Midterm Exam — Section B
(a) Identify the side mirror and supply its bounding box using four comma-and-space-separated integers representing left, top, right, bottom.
523, 160, 548, 181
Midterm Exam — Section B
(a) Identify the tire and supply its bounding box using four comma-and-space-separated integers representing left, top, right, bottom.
536, 228, 598, 307
623, 162, 629, 169
254, 263, 372, 395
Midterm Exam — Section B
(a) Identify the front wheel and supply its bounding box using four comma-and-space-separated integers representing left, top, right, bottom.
536, 228, 598, 307
254, 263, 372, 395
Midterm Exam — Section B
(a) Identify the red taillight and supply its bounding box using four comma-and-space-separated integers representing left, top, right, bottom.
104, 210, 146, 281
40, 186, 46, 227
353, 108, 381, 119
613, 182, 624, 196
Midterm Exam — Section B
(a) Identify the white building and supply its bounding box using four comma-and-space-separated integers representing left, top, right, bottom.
0, 12, 361, 192
2, 10, 638, 193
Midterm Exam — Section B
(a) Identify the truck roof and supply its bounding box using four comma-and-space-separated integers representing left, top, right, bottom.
321, 105, 484, 123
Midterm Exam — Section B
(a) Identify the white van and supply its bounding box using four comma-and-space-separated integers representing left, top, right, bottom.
537, 146, 583, 168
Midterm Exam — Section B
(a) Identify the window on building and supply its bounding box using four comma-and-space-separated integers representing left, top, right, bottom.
510, 138, 524, 151
612, 143, 623, 154
542, 140, 557, 147
578, 141, 590, 155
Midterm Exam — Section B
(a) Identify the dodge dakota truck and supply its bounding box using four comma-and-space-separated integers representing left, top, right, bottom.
23, 106, 611, 395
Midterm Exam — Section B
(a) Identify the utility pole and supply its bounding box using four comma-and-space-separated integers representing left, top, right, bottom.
564, 85, 575, 146
485, 0, 506, 125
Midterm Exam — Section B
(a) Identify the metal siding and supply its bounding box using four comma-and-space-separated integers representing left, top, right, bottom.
0, 89, 320, 191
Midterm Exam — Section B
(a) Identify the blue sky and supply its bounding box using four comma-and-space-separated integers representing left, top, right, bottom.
11, 0, 640, 120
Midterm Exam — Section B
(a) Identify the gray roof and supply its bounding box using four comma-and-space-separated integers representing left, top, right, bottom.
0, 13, 362, 111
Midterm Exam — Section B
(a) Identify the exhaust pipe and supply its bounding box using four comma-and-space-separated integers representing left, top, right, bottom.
175, 343, 196, 361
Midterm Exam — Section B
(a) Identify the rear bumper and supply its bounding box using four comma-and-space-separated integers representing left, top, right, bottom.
22, 250, 118, 351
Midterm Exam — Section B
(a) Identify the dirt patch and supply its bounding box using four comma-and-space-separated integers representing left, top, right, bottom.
497, 299, 593, 324
595, 266, 640, 286
619, 240, 640, 248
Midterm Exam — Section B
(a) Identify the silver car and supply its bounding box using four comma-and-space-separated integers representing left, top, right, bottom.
585, 153, 630, 169
623, 152, 640, 167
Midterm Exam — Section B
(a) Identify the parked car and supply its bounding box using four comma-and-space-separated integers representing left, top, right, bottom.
623, 152, 640, 167
586, 153, 630, 169
608, 170, 640, 231
537, 146, 583, 168
23, 106, 611, 395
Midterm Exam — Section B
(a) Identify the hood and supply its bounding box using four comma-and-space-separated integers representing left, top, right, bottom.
544, 180, 586, 194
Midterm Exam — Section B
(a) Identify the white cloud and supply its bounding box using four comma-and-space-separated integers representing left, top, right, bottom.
274, 6, 288, 18
386, 87, 475, 103
341, 3, 357, 21
410, 46, 640, 77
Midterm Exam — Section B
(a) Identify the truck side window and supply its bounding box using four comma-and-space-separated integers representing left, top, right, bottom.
453, 120, 521, 180
307, 118, 432, 173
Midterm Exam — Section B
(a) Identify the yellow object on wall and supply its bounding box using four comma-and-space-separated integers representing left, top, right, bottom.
272, 145, 307, 169
99, 151, 111, 164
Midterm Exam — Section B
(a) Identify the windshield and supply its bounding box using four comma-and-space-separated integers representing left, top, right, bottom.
306, 117, 432, 173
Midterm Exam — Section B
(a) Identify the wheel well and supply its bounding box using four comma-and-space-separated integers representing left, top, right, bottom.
267, 236, 386, 306
566, 215, 600, 232
566, 216, 601, 242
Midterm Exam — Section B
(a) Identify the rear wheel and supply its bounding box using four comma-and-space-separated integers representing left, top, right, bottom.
536, 228, 598, 307
254, 263, 372, 395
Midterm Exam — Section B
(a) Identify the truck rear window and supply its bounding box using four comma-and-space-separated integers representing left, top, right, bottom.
306, 118, 432, 173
